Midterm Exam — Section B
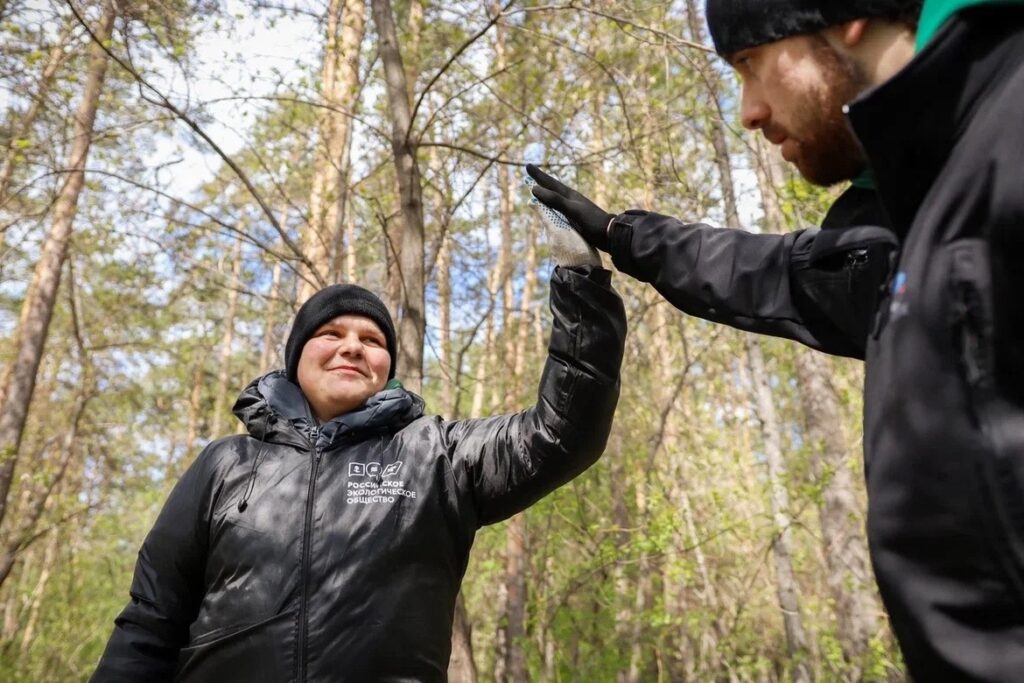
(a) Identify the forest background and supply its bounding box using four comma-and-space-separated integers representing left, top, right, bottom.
0, 0, 902, 680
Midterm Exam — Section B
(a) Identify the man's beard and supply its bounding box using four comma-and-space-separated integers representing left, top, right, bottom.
786, 41, 870, 186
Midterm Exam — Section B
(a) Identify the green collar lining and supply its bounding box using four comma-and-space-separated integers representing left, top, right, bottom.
917, 0, 1024, 51
850, 170, 876, 190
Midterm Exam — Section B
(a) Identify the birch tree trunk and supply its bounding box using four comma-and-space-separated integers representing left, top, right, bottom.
747, 337, 812, 681
371, 0, 425, 392
754, 140, 883, 672
684, 3, 813, 672
0, 1, 115, 533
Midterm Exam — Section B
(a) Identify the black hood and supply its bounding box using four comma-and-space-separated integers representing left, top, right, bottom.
232, 370, 425, 451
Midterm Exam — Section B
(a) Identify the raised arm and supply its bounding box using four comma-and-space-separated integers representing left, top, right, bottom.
444, 265, 626, 526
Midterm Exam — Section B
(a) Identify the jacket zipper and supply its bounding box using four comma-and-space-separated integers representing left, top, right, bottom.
871, 250, 900, 340
297, 426, 323, 682
845, 248, 868, 294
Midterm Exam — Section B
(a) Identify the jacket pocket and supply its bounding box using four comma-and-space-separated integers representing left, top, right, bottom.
798, 227, 897, 351
177, 609, 296, 682
948, 238, 1024, 602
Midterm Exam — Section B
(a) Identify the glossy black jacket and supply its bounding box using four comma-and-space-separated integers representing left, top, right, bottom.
92, 266, 626, 682
605, 8, 1024, 679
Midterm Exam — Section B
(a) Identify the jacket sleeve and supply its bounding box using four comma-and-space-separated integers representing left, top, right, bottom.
444, 265, 626, 526
91, 448, 216, 681
607, 210, 896, 359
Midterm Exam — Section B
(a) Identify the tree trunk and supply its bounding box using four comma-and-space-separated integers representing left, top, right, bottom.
471, 219, 501, 418
405, 0, 423, 106
501, 513, 528, 683
689, 4, 813, 670
512, 215, 539, 384
260, 196, 294, 376
0, 1, 115, 533
371, 0, 425, 392
184, 358, 204, 459
0, 260, 93, 591
491, 10, 527, 666
743, 146, 812, 682
259, 258, 283, 375
684, 0, 740, 229
437, 233, 455, 417
345, 204, 358, 283
752, 136, 883, 673
0, 21, 74, 207
211, 238, 243, 439
299, 0, 366, 302
747, 337, 812, 682
448, 592, 479, 683
795, 350, 881, 669
622, 301, 678, 683
0, 385, 89, 589
17, 528, 57, 655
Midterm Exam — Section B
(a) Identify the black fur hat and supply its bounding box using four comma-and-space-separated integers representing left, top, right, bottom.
706, 0, 924, 55
285, 284, 397, 382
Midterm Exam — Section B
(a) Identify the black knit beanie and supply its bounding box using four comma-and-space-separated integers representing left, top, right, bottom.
706, 0, 923, 55
285, 284, 397, 382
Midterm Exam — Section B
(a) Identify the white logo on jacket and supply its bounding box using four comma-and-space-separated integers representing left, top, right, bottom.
348, 461, 403, 477
345, 461, 417, 505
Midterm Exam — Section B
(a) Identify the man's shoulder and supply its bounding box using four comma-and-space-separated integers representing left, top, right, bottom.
947, 66, 1024, 216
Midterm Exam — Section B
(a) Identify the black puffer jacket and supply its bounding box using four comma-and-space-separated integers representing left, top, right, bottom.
605, 7, 1024, 679
92, 265, 626, 682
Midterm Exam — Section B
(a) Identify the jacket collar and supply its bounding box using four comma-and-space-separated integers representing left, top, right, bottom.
232, 370, 425, 451
916, 0, 1024, 50
845, 7, 1024, 237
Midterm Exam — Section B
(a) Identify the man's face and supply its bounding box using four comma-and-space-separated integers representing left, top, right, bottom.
731, 34, 870, 186
296, 315, 391, 422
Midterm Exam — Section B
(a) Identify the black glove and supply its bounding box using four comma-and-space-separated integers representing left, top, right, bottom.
526, 164, 615, 252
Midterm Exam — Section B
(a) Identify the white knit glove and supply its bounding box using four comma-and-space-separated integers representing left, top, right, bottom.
526, 175, 601, 268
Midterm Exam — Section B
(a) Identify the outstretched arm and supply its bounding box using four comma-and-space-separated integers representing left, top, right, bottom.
608, 210, 853, 353
444, 265, 626, 526
528, 165, 896, 360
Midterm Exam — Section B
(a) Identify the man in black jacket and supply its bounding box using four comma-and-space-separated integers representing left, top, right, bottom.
530, 0, 1024, 679
92, 219, 626, 681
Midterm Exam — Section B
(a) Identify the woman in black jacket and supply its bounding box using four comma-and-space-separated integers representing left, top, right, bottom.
92, 219, 625, 681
